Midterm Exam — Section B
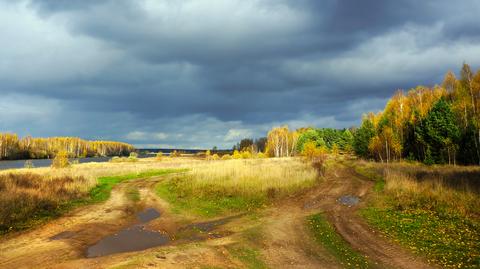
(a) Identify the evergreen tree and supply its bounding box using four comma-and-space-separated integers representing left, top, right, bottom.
416, 98, 460, 164
353, 117, 375, 158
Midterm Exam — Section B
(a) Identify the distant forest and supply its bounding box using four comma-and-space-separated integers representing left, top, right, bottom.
0, 134, 134, 160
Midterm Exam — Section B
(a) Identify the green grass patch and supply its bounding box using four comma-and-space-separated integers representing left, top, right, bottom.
89, 168, 187, 203
373, 179, 385, 192
307, 213, 370, 269
361, 207, 480, 268
155, 178, 266, 217
227, 244, 268, 269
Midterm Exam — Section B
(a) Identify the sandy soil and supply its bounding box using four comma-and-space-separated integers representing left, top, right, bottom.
0, 163, 436, 269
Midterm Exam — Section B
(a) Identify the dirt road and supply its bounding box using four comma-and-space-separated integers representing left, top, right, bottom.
0, 164, 435, 268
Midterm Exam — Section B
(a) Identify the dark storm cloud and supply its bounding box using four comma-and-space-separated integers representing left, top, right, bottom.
1, 0, 480, 148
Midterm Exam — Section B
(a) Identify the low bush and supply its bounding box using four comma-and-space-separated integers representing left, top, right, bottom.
51, 150, 70, 168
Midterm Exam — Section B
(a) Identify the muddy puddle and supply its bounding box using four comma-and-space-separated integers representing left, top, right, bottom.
338, 195, 360, 206
86, 208, 169, 258
49, 208, 242, 258
137, 207, 161, 223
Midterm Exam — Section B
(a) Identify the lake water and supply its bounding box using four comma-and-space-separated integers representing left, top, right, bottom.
0, 157, 111, 170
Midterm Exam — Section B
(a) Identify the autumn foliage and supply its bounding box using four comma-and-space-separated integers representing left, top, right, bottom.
0, 134, 134, 160
51, 151, 70, 168
353, 63, 480, 165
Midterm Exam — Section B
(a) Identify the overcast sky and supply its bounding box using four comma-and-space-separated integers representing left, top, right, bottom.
1, 0, 480, 149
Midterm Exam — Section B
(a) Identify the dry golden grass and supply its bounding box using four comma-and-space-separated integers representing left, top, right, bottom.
180, 157, 317, 196
155, 157, 318, 216
352, 160, 480, 218
0, 173, 89, 232
383, 169, 479, 217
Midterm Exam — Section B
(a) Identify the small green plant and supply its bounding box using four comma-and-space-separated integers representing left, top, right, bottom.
155, 151, 163, 160
128, 152, 138, 161
24, 160, 34, 169
51, 151, 70, 168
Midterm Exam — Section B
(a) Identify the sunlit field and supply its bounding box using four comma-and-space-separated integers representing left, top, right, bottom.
185, 158, 317, 196
156, 157, 318, 216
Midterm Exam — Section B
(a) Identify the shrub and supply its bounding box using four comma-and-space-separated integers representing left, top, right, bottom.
205, 150, 212, 160
127, 152, 138, 162
256, 152, 267, 159
233, 150, 242, 159
51, 151, 70, 168
222, 154, 232, 160
24, 160, 34, 169
241, 151, 252, 159
211, 154, 220, 160
156, 152, 163, 161
302, 141, 327, 177
311, 154, 327, 177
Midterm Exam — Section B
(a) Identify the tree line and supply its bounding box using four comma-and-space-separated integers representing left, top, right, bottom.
236, 63, 479, 166
353, 63, 480, 165
0, 133, 135, 160
233, 126, 354, 158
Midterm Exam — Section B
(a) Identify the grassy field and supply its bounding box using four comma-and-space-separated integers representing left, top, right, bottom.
0, 158, 191, 234
351, 160, 480, 268
156, 158, 318, 216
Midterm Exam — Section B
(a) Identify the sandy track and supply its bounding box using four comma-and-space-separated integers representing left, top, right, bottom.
297, 165, 437, 269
